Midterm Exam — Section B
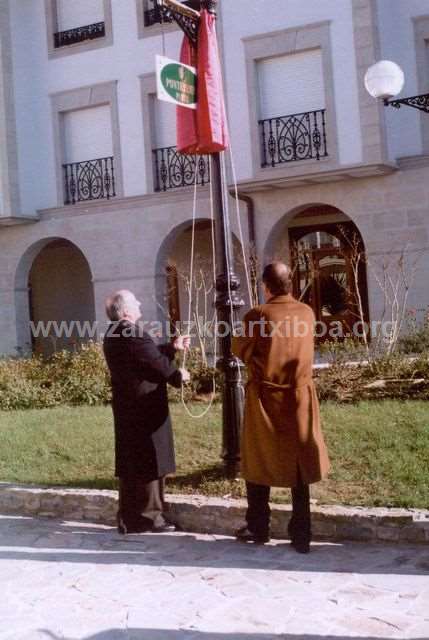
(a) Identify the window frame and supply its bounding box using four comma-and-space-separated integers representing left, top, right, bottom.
243, 22, 339, 180
50, 80, 123, 206
44, 0, 113, 59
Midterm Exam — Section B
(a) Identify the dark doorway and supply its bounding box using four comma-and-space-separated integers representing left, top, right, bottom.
289, 222, 369, 341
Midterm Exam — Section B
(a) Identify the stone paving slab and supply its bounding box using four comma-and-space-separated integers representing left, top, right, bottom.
1, 515, 429, 640
1, 484, 429, 544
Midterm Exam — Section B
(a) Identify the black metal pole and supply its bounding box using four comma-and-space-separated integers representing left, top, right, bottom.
211, 154, 244, 477
200, 0, 244, 477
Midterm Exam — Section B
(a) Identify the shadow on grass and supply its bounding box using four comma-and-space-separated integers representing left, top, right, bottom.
170, 464, 227, 489
37, 478, 118, 491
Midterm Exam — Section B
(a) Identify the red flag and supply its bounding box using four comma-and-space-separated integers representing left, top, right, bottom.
177, 8, 229, 155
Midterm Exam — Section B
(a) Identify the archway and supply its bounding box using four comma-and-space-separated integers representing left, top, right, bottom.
155, 220, 248, 352
15, 238, 96, 356
266, 205, 369, 341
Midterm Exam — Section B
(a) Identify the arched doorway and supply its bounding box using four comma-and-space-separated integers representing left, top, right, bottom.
16, 238, 96, 356
156, 220, 248, 354
267, 205, 369, 341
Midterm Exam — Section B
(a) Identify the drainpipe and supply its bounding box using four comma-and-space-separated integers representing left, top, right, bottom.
229, 189, 262, 305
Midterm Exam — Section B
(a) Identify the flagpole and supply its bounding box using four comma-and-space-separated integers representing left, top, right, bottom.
156, 0, 245, 477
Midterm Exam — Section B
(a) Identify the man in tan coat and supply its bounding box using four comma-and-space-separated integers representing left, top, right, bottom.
232, 262, 330, 553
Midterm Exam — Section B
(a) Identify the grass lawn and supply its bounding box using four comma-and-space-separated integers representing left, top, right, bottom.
0, 400, 428, 509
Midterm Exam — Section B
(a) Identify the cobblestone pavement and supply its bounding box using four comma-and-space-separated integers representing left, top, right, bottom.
1, 515, 429, 640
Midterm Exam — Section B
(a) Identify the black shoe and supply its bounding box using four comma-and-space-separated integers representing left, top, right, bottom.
117, 522, 151, 535
235, 526, 270, 544
290, 539, 310, 554
288, 518, 311, 553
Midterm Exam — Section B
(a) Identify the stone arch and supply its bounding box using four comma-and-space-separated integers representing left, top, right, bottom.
14, 237, 96, 355
155, 219, 248, 328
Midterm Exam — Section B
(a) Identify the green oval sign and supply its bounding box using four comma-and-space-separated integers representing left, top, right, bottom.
160, 63, 197, 107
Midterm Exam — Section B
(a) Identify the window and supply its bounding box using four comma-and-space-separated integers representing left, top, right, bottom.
243, 22, 338, 176
51, 81, 123, 205
45, 0, 113, 58
62, 106, 115, 205
257, 50, 325, 121
257, 49, 328, 167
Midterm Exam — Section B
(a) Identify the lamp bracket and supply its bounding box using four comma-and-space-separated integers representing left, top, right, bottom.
384, 93, 429, 114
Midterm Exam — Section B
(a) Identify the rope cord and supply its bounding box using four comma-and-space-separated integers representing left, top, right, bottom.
180, 156, 217, 419
160, 3, 167, 57
228, 143, 256, 308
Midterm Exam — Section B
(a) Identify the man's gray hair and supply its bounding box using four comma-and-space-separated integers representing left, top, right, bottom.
105, 292, 129, 321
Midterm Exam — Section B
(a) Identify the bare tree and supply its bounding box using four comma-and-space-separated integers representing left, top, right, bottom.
368, 245, 424, 356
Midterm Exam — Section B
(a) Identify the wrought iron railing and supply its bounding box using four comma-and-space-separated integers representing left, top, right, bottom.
259, 108, 328, 168
144, 0, 200, 27
63, 157, 116, 205
153, 146, 210, 192
54, 21, 105, 48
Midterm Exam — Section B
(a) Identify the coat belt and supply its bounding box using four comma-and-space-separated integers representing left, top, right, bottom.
249, 378, 312, 391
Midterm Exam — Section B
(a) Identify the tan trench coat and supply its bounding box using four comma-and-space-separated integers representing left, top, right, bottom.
232, 294, 330, 487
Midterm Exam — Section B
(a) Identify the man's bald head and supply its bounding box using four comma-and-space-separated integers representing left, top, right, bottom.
262, 262, 293, 297
105, 290, 141, 322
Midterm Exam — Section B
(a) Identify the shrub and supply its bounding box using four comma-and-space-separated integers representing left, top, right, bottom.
0, 342, 111, 411
315, 352, 429, 402
399, 309, 429, 354
0, 340, 427, 411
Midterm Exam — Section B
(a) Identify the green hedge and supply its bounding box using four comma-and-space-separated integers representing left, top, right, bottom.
0, 342, 428, 411
0, 343, 111, 410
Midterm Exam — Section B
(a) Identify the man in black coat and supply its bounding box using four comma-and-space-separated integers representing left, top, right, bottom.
103, 290, 190, 534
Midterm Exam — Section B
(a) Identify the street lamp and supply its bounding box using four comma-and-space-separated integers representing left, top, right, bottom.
365, 60, 429, 113
153, 0, 244, 477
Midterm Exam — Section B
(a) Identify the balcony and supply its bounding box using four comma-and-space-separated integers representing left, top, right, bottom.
63, 157, 116, 205
259, 108, 328, 168
153, 146, 210, 192
144, 0, 200, 27
54, 21, 105, 48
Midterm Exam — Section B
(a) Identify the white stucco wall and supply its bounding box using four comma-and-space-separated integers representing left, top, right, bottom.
376, 0, 428, 160
0, 170, 4, 214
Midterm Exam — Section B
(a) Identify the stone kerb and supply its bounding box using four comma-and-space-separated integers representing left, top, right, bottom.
1, 483, 428, 544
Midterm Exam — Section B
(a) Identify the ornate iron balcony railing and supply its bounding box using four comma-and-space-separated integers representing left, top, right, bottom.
144, 0, 200, 27
259, 108, 328, 168
54, 21, 105, 48
153, 146, 210, 192
63, 157, 116, 205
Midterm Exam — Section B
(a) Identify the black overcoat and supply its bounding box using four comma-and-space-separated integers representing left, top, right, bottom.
103, 321, 182, 481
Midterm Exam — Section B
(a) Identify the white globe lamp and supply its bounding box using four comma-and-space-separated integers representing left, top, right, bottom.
364, 60, 405, 100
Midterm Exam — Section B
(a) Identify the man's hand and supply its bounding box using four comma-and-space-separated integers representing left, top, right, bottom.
179, 367, 191, 383
173, 335, 191, 351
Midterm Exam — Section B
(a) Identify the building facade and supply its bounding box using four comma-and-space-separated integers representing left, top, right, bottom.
0, 0, 428, 355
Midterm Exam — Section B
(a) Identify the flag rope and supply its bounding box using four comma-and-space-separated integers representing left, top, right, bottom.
180, 156, 217, 419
